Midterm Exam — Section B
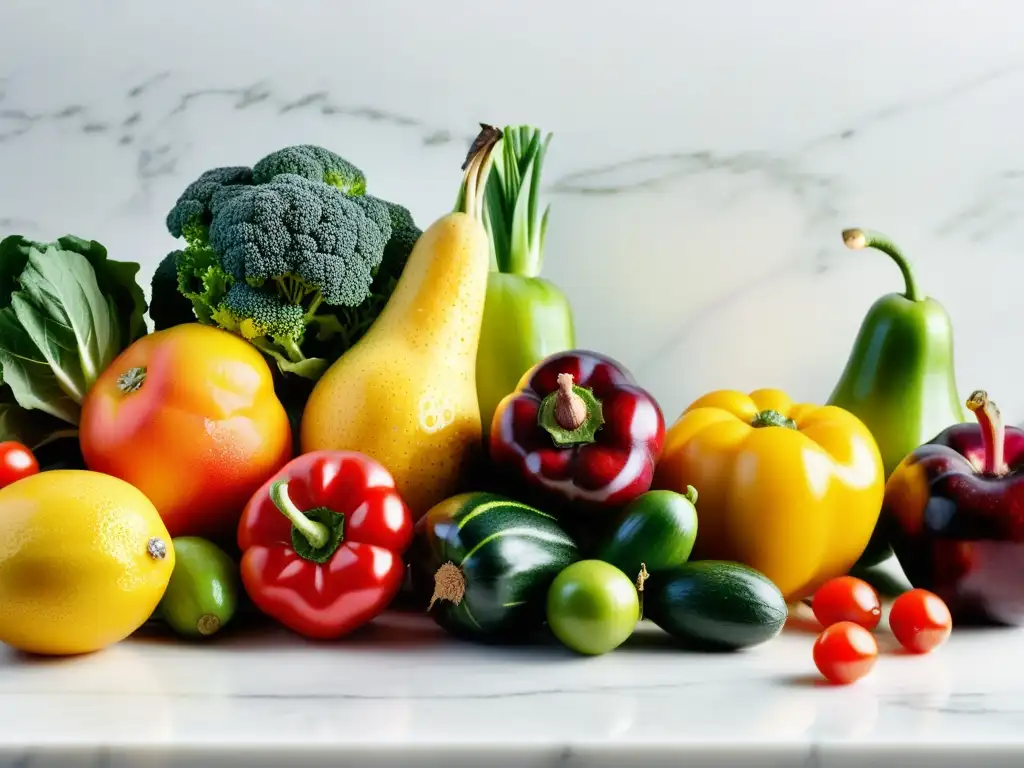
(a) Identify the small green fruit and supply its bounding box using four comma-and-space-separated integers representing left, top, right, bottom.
595, 488, 699, 578
158, 537, 239, 638
546, 560, 639, 656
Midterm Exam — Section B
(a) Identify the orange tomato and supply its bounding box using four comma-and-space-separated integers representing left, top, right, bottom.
80, 323, 293, 540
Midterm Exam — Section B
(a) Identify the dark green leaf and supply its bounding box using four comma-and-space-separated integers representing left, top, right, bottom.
0, 385, 76, 450
54, 235, 149, 344
483, 173, 511, 271
0, 307, 81, 425
14, 245, 118, 393
0, 235, 32, 307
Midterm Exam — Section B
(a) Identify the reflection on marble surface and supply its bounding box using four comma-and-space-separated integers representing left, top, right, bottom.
0, 611, 1023, 766
2, 0, 1024, 428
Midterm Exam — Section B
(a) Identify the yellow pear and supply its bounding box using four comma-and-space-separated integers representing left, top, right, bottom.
301, 125, 503, 519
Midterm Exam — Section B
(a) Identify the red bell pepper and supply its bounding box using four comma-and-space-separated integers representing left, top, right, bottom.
489, 349, 665, 509
884, 389, 1024, 625
237, 450, 414, 639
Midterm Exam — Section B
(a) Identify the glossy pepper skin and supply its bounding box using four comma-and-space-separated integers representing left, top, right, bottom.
653, 389, 885, 601
884, 391, 1024, 626
489, 349, 665, 510
475, 126, 575, 438
80, 323, 293, 541
827, 228, 967, 567
237, 450, 414, 639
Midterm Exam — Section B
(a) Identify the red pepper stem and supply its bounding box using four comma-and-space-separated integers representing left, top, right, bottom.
270, 481, 329, 548
966, 390, 1006, 476
537, 373, 605, 447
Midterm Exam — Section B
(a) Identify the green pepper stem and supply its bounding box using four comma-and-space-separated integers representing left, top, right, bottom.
537, 373, 605, 447
966, 390, 1006, 476
454, 124, 504, 223
683, 485, 699, 506
270, 481, 329, 549
842, 228, 921, 302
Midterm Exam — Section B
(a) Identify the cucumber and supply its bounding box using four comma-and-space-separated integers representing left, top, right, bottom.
158, 537, 239, 638
595, 488, 698, 579
645, 560, 788, 651
409, 492, 579, 642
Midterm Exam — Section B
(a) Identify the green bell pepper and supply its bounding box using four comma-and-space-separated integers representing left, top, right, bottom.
475, 126, 575, 437
827, 228, 968, 567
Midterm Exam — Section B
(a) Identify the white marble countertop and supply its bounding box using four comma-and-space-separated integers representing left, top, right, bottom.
2, 604, 1022, 768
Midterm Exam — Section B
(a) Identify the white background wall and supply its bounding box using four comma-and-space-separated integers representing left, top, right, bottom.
2, 0, 1021, 422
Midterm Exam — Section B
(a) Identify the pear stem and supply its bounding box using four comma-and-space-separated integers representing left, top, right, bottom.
842, 228, 921, 302
455, 124, 503, 222
966, 390, 1006, 476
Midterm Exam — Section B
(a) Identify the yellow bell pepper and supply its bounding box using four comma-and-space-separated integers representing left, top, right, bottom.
653, 388, 884, 601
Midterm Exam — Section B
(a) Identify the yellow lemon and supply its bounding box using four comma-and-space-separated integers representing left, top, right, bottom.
0, 470, 175, 656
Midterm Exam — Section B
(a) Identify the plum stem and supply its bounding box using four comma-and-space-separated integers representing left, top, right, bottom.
966, 390, 1006, 475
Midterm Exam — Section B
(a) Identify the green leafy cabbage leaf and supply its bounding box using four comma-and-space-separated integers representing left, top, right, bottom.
0, 234, 148, 448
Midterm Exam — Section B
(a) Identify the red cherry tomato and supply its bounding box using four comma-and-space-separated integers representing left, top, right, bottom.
0, 442, 39, 489
813, 621, 878, 685
889, 589, 952, 654
812, 576, 882, 630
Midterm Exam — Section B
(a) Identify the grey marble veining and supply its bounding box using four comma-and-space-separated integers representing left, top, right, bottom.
3, 0, 1024, 424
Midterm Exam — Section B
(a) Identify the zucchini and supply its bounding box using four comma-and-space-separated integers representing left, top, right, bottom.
410, 492, 579, 642
645, 560, 787, 651
595, 488, 698, 578
157, 537, 239, 638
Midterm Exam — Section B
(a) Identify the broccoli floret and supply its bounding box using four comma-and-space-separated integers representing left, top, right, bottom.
166, 166, 253, 242
251, 145, 367, 196
208, 173, 392, 308
211, 281, 329, 379
377, 200, 422, 284
213, 282, 305, 344
175, 243, 232, 325
156, 144, 417, 382
149, 250, 197, 330
322, 202, 422, 353
356, 194, 394, 243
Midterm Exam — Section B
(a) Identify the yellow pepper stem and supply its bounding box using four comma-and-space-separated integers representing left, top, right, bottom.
751, 410, 797, 430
